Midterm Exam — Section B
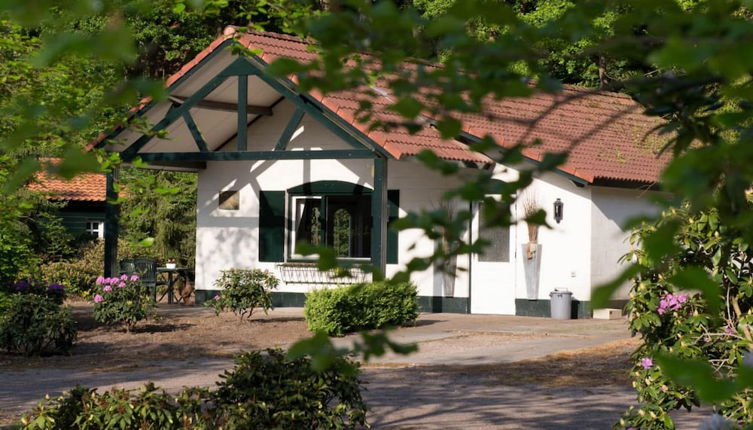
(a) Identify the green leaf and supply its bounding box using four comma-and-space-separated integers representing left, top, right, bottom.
657, 353, 739, 404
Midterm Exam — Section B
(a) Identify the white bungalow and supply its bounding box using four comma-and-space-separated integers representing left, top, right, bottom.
93, 28, 666, 317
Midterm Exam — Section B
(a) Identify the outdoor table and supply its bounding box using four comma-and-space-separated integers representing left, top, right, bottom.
156, 267, 190, 304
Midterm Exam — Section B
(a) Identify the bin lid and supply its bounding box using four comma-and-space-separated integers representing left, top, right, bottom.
549, 289, 572, 296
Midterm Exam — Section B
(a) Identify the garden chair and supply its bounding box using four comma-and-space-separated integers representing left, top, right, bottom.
119, 257, 160, 300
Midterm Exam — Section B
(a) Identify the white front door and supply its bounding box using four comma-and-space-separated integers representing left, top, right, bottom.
470, 202, 516, 314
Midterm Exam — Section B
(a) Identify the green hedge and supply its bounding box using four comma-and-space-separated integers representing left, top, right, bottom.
304, 281, 419, 336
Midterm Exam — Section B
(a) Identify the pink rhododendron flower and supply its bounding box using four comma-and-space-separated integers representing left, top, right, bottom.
726, 325, 736, 336
103, 285, 112, 292
657, 293, 689, 315
213, 295, 221, 301
96, 276, 105, 285
94, 294, 103, 303
121, 274, 128, 280
118, 282, 127, 288
641, 357, 653, 369
130, 274, 139, 282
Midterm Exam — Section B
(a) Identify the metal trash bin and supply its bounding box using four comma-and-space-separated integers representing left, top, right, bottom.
550, 289, 572, 320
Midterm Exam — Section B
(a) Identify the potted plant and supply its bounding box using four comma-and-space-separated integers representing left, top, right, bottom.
166, 258, 177, 269
521, 195, 543, 299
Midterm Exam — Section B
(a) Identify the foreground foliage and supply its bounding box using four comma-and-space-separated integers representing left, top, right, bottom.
619, 205, 753, 429
21, 349, 367, 429
206, 268, 278, 321
305, 281, 419, 336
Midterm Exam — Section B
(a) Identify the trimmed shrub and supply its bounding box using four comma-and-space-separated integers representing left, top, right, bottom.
0, 294, 77, 356
304, 281, 419, 336
211, 349, 366, 428
21, 349, 367, 429
92, 274, 154, 332
206, 268, 278, 321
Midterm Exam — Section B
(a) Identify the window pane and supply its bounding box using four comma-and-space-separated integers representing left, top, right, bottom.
295, 198, 321, 247
332, 208, 352, 257
478, 209, 510, 262
326, 195, 371, 258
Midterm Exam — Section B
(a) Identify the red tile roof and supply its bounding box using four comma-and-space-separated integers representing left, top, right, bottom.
28, 159, 106, 202
97, 28, 669, 185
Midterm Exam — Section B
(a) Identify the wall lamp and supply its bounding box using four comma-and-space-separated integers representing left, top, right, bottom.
553, 198, 563, 224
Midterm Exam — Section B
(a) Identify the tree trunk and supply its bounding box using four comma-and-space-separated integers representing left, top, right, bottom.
598, 55, 609, 89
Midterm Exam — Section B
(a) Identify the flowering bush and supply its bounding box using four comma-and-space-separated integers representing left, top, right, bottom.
4, 279, 66, 304
618, 206, 753, 429
92, 274, 154, 332
205, 269, 278, 321
0, 294, 77, 356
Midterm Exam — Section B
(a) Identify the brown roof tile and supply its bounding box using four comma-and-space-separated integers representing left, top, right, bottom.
97, 28, 669, 184
28, 159, 106, 202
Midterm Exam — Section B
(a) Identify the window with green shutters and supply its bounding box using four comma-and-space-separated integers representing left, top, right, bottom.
257, 183, 399, 264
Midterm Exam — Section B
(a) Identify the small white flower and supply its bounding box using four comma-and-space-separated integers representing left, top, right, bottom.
699, 414, 735, 430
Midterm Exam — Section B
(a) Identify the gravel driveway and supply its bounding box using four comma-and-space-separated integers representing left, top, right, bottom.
0, 308, 706, 429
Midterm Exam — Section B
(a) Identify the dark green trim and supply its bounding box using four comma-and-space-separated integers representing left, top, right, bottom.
237, 75, 248, 151
182, 111, 209, 152
417, 296, 469, 313
371, 158, 388, 276
458, 132, 590, 185
387, 190, 399, 264
287, 180, 372, 196
275, 108, 306, 151
259, 191, 285, 262
137, 150, 375, 162
514, 299, 593, 319
271, 292, 307, 307
196, 290, 469, 314
93, 39, 237, 150
103, 170, 120, 277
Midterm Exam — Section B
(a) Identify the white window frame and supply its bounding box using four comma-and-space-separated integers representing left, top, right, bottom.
85, 219, 104, 239
289, 196, 322, 259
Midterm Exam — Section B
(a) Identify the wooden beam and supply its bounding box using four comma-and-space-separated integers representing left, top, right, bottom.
237, 75, 248, 151
275, 108, 305, 151
137, 150, 376, 162
182, 111, 209, 152
370, 157, 388, 278
104, 169, 120, 277
169, 96, 273, 116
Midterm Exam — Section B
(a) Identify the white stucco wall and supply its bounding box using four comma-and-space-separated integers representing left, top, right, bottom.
194, 99, 471, 299
590, 186, 660, 299
192, 98, 656, 313
504, 171, 593, 303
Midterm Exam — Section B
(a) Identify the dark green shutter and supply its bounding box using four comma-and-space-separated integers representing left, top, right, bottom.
259, 191, 285, 262
387, 190, 399, 264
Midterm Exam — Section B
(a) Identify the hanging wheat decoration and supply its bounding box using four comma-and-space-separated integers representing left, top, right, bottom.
522, 194, 540, 259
